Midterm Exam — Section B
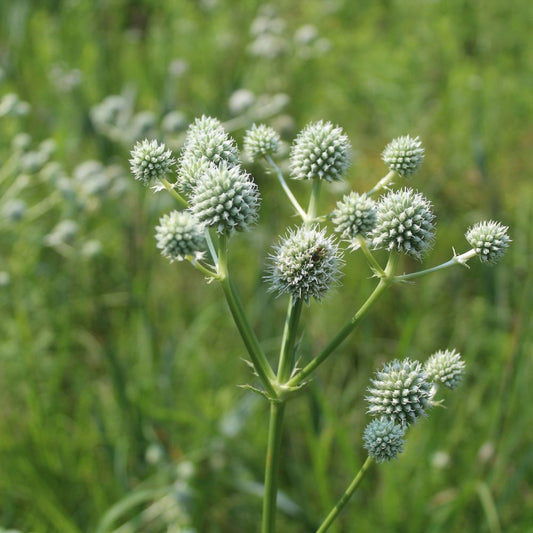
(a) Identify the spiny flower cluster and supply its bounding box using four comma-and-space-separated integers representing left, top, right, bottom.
363, 417, 406, 463
289, 121, 351, 181
130, 139, 175, 187
267, 225, 342, 303
332, 192, 377, 242
189, 162, 260, 235
243, 123, 281, 161
155, 211, 205, 262
177, 115, 239, 195
465, 220, 511, 264
424, 349, 465, 390
366, 358, 432, 427
382, 135, 424, 177
371, 188, 435, 260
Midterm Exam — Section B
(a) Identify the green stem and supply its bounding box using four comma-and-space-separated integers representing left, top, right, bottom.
265, 155, 307, 221
217, 235, 277, 398
160, 178, 188, 208
190, 259, 219, 279
307, 179, 322, 223
277, 295, 304, 383
393, 249, 476, 281
287, 254, 398, 388
356, 235, 386, 278
262, 402, 286, 533
366, 170, 396, 197
315, 456, 374, 533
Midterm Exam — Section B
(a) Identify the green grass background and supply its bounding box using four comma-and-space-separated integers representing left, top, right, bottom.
0, 0, 531, 531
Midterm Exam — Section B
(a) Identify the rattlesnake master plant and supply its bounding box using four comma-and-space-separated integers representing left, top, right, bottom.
129, 118, 510, 533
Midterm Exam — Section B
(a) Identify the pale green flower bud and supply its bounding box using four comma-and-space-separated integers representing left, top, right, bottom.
189, 163, 260, 235
289, 121, 351, 181
366, 358, 432, 427
267, 225, 342, 303
130, 139, 175, 187
425, 349, 465, 390
243, 124, 280, 161
363, 417, 406, 463
332, 192, 377, 241
465, 220, 511, 264
371, 188, 435, 260
155, 211, 205, 262
382, 135, 424, 177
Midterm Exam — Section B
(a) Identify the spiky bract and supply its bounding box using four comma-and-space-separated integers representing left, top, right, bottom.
189, 163, 260, 235
129, 139, 175, 187
363, 417, 406, 463
243, 124, 280, 160
425, 349, 465, 390
267, 225, 342, 303
382, 135, 424, 177
155, 211, 205, 262
465, 220, 511, 264
289, 121, 351, 181
366, 358, 432, 427
332, 192, 377, 241
371, 188, 435, 260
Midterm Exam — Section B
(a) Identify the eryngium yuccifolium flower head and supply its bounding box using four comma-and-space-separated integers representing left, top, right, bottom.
189, 163, 260, 235
181, 115, 239, 167
366, 358, 432, 427
382, 135, 424, 177
332, 192, 377, 240
363, 417, 406, 463
155, 211, 205, 262
289, 121, 351, 181
425, 349, 465, 390
176, 154, 214, 197
371, 188, 435, 260
267, 225, 342, 303
465, 220, 511, 264
130, 139, 175, 187
243, 124, 281, 160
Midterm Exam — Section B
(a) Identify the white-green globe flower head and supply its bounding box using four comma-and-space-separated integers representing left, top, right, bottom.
267, 225, 343, 304
382, 135, 424, 177
371, 188, 435, 260
465, 220, 511, 264
363, 417, 406, 463
425, 349, 465, 390
176, 154, 214, 197
155, 211, 205, 262
366, 358, 432, 427
189, 162, 260, 235
181, 115, 239, 167
332, 192, 377, 242
289, 121, 351, 181
130, 139, 175, 187
243, 123, 281, 161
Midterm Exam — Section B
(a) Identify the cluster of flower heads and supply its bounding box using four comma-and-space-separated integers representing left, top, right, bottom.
363, 350, 466, 463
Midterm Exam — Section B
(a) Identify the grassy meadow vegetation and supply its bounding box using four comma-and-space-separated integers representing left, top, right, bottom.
0, 0, 531, 531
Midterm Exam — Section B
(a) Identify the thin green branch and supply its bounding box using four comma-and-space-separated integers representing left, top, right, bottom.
366, 170, 396, 197
315, 456, 374, 533
356, 235, 386, 278
160, 178, 188, 207
265, 155, 308, 221
277, 296, 304, 383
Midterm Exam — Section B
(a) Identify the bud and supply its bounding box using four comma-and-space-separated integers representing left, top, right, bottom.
176, 154, 213, 197
371, 188, 435, 260
363, 417, 406, 463
155, 211, 205, 262
366, 358, 432, 427
465, 220, 511, 264
382, 135, 424, 177
424, 349, 465, 390
289, 121, 351, 181
243, 123, 281, 161
189, 163, 260, 235
332, 192, 377, 241
129, 139, 175, 187
267, 225, 342, 303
